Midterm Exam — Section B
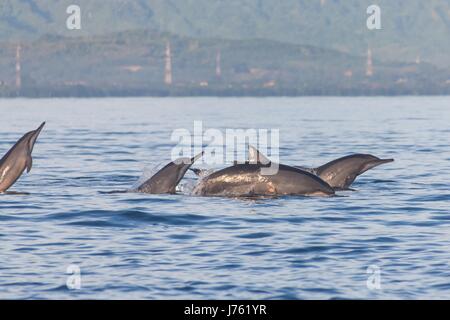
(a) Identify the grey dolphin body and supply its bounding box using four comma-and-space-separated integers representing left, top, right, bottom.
189, 145, 272, 178
137, 152, 203, 194
0, 122, 46, 193
192, 163, 335, 197
298, 154, 394, 190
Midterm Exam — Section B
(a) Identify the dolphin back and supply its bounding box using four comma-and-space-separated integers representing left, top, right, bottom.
193, 163, 334, 197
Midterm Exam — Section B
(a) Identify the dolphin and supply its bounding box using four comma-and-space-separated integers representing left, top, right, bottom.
189, 145, 272, 178
192, 147, 334, 197
136, 151, 204, 194
0, 122, 46, 193
296, 154, 394, 190
192, 163, 335, 197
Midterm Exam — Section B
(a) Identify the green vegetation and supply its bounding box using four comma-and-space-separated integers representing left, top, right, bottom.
0, 30, 448, 97
1, 0, 450, 67
0, 1, 449, 96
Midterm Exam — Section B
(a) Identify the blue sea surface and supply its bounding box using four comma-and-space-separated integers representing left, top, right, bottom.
0, 96, 449, 299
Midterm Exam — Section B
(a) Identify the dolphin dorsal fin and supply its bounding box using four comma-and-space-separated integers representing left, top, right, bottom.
248, 145, 271, 164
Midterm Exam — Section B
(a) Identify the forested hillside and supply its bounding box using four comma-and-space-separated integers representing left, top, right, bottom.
1, 0, 449, 67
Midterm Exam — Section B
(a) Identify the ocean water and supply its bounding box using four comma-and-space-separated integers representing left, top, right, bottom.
0, 96, 449, 300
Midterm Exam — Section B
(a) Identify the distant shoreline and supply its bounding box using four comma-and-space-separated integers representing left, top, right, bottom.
1, 86, 450, 98
1, 93, 449, 99
2, 30, 449, 100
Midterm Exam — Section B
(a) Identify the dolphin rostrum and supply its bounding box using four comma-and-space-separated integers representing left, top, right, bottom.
136, 151, 204, 194
192, 147, 334, 197
0, 122, 46, 193
296, 154, 394, 190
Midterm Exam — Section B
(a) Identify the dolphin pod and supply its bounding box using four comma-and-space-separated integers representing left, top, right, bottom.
86, 144, 394, 197
0, 122, 45, 193
1, 124, 394, 197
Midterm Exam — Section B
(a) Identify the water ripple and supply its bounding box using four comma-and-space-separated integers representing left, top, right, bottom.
1, 97, 450, 299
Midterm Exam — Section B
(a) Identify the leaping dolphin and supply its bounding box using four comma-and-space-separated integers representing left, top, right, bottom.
0, 122, 46, 193
296, 154, 394, 190
192, 147, 334, 197
136, 151, 204, 194
192, 163, 334, 197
